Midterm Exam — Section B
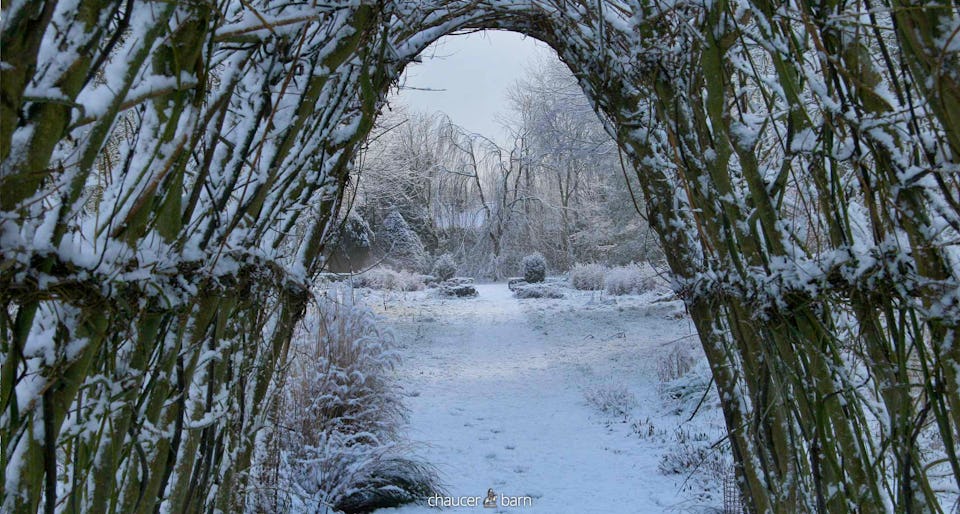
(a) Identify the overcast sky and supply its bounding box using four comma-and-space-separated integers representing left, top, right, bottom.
389, 30, 556, 146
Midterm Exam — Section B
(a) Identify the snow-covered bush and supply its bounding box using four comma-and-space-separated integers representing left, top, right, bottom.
327, 211, 375, 272
658, 441, 718, 475
522, 252, 547, 283
264, 287, 438, 512
439, 283, 479, 297
604, 262, 658, 295
657, 432, 732, 505
660, 359, 718, 416
631, 417, 667, 441
513, 283, 566, 299
584, 383, 638, 418
657, 346, 698, 384
603, 264, 646, 295
395, 270, 426, 291
569, 263, 607, 290
380, 210, 427, 271
352, 268, 426, 291
352, 268, 395, 289
432, 253, 458, 281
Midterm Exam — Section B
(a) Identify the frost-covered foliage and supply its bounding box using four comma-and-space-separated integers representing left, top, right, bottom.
584, 384, 638, 419
657, 433, 716, 475
438, 283, 479, 298
657, 346, 698, 385
521, 252, 547, 283
4, 0, 960, 512
657, 434, 731, 506
660, 359, 719, 417
569, 261, 666, 294
327, 211, 375, 272
507, 277, 527, 291
569, 263, 607, 290
655, 424, 733, 507
352, 267, 427, 291
603, 263, 659, 295
351, 110, 449, 256
356, 71, 661, 280
432, 253, 458, 281
513, 283, 566, 299
380, 210, 427, 271
393, 270, 428, 291
253, 287, 438, 512
343, 211, 374, 249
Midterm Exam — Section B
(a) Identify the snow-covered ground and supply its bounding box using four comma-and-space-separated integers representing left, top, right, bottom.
365, 282, 731, 513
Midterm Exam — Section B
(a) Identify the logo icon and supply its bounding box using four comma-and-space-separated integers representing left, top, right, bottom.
483, 488, 497, 508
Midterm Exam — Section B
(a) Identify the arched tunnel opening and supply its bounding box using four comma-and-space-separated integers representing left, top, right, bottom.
328, 28, 697, 511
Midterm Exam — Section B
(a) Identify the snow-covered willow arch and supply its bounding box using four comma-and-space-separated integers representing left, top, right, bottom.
2, 1, 959, 512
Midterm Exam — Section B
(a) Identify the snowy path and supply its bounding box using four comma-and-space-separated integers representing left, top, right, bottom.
373, 283, 715, 513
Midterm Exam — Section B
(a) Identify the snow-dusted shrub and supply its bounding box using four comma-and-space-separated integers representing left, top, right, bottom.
513, 283, 566, 299
381, 209, 427, 271
522, 252, 547, 283
584, 383, 637, 418
657, 432, 731, 504
660, 359, 718, 416
266, 287, 438, 512
439, 283, 478, 297
432, 253, 458, 281
280, 436, 438, 514
569, 262, 607, 290
657, 346, 698, 384
352, 268, 426, 291
344, 210, 374, 248
603, 264, 647, 295
327, 211, 375, 272
603, 262, 658, 295
352, 268, 396, 289
507, 277, 527, 291
394, 269, 426, 291
631, 417, 667, 441
658, 441, 717, 475
657, 428, 730, 497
